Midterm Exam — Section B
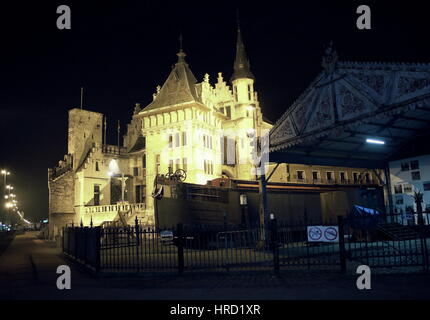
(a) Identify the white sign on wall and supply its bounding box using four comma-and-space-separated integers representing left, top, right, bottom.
307, 226, 339, 242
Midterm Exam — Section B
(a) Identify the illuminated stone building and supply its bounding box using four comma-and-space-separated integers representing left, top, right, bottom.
48, 28, 381, 239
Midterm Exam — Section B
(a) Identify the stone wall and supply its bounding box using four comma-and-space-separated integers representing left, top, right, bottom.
48, 170, 75, 239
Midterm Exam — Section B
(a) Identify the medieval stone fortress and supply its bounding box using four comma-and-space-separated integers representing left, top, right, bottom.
48, 27, 381, 240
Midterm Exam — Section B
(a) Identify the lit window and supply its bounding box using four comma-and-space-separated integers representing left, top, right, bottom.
183, 158, 187, 172
182, 132, 187, 146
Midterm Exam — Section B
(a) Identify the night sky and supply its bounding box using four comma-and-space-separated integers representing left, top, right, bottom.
1, 1, 429, 222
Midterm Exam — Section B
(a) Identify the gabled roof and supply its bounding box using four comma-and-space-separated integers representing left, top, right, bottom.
142, 50, 201, 112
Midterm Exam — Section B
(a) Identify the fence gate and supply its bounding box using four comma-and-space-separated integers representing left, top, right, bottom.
342, 213, 429, 271
276, 221, 342, 271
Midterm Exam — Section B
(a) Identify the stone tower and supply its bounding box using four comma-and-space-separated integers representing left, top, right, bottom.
67, 108, 103, 170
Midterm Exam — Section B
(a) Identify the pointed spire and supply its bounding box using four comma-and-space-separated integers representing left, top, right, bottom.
177, 33, 187, 64
231, 20, 254, 82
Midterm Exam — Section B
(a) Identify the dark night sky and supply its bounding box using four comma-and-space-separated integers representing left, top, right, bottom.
1, 1, 429, 222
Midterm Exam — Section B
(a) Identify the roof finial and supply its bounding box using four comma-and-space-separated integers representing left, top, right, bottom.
321, 40, 338, 74
177, 33, 186, 63
236, 8, 240, 32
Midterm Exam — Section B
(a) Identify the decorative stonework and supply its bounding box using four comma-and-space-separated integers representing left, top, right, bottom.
338, 85, 366, 120
353, 73, 385, 96
397, 76, 430, 97
306, 87, 334, 131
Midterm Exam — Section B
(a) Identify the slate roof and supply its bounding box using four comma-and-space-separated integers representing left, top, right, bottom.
142, 50, 201, 112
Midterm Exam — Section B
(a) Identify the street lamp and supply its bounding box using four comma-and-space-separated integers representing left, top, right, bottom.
108, 159, 126, 203
1, 170, 11, 224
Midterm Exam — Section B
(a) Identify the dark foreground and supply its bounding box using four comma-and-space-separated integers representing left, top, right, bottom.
0, 232, 429, 300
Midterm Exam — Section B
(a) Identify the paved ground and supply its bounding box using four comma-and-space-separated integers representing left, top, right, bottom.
0, 232, 430, 300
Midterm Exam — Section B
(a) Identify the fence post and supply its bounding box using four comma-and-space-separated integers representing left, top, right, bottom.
270, 215, 280, 274
135, 217, 140, 272
95, 227, 101, 273
177, 223, 184, 275
337, 216, 347, 274
74, 227, 78, 260
61, 227, 65, 252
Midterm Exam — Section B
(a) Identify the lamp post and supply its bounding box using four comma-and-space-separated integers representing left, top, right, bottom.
1, 170, 10, 224
247, 105, 270, 247
108, 159, 126, 203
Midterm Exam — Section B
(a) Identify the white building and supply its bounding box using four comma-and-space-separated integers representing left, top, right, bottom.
389, 154, 430, 224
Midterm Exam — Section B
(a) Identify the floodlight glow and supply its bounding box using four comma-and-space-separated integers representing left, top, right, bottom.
366, 138, 385, 145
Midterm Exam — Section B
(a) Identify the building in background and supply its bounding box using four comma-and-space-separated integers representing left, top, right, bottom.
389, 154, 430, 223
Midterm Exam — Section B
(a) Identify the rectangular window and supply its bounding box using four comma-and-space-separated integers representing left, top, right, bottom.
401, 162, 410, 171
353, 172, 359, 183
182, 132, 187, 146
312, 171, 318, 180
168, 134, 173, 148
94, 185, 100, 206
219, 107, 224, 114
175, 132, 180, 148
168, 160, 173, 174
326, 172, 334, 182
136, 185, 142, 204
394, 184, 403, 194
296, 170, 305, 180
183, 158, 187, 172
340, 172, 346, 181
248, 84, 252, 101
410, 160, 419, 170
135, 185, 146, 204
423, 182, 430, 191
142, 155, 146, 169
204, 160, 207, 174
133, 167, 139, 176
95, 161, 100, 171
226, 106, 231, 118
411, 171, 421, 180
404, 184, 413, 193
156, 154, 160, 174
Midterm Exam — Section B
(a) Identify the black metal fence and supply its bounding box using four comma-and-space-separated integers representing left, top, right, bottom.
62, 214, 430, 275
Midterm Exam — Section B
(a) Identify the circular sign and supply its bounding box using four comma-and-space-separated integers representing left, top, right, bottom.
324, 227, 338, 241
308, 227, 322, 241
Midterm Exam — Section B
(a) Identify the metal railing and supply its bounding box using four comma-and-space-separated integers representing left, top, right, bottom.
62, 213, 430, 275
84, 203, 145, 214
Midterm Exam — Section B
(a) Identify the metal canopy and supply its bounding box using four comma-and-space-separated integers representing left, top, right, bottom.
269, 58, 430, 169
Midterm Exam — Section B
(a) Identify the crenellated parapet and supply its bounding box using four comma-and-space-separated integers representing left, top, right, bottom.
48, 154, 73, 181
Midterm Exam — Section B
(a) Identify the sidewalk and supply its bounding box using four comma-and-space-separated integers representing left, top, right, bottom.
0, 232, 429, 300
